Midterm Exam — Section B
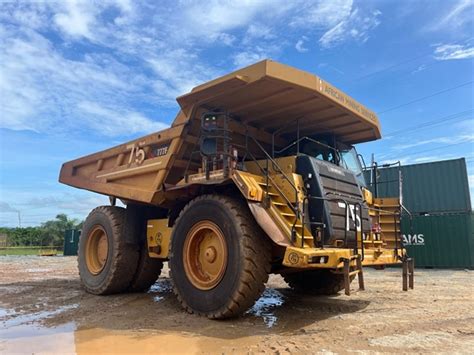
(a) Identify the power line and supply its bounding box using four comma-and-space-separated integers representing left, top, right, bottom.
378, 81, 474, 114
352, 38, 474, 83
381, 141, 473, 164
384, 109, 473, 136
353, 53, 430, 82
403, 141, 472, 157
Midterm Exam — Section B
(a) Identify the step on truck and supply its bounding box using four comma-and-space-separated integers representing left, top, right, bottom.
59, 60, 413, 319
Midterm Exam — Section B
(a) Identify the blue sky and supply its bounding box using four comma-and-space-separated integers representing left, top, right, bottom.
0, 0, 473, 227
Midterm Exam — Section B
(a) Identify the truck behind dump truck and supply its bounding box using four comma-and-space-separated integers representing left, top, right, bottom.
59, 60, 413, 319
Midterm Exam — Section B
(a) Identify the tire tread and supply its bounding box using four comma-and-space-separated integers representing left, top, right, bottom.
78, 206, 139, 295
170, 194, 271, 319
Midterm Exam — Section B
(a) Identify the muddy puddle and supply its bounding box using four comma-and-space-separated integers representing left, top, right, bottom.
1, 285, 292, 354
1, 322, 262, 354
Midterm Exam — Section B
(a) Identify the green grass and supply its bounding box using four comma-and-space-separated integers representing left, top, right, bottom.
0, 247, 63, 256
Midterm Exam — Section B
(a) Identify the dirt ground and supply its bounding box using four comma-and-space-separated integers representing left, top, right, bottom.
0, 256, 473, 354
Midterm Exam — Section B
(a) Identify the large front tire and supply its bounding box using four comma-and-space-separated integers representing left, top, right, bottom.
78, 206, 139, 295
169, 195, 271, 319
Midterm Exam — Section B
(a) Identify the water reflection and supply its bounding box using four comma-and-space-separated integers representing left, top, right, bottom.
247, 288, 285, 327
0, 304, 78, 354
148, 279, 173, 303
1, 304, 78, 328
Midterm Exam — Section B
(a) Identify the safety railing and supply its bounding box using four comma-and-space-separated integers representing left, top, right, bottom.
244, 130, 302, 242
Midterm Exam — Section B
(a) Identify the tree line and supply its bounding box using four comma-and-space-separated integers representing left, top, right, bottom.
0, 214, 83, 247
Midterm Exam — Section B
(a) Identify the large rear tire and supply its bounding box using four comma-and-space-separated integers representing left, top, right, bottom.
126, 205, 165, 292
128, 246, 164, 292
78, 206, 139, 295
169, 195, 271, 319
283, 269, 352, 295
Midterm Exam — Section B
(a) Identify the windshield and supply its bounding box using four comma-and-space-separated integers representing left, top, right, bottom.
340, 147, 366, 187
277, 136, 367, 187
297, 138, 339, 164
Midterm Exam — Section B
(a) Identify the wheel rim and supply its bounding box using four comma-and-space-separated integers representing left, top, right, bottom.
183, 220, 228, 290
85, 225, 109, 275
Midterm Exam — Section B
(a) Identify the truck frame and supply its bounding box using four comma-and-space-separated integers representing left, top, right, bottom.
59, 60, 414, 319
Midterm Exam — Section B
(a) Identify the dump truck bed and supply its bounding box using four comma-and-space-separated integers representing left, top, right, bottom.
59, 60, 381, 206
176, 60, 380, 143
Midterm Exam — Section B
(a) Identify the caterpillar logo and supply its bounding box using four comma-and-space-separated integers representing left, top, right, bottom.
402, 234, 425, 246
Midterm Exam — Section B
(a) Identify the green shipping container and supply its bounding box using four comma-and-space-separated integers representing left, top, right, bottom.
401, 213, 474, 268
365, 158, 471, 214
63, 229, 80, 256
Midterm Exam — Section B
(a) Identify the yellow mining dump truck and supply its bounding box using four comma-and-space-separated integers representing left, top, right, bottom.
59, 60, 413, 319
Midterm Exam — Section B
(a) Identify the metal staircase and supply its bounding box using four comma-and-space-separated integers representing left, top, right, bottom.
255, 180, 313, 247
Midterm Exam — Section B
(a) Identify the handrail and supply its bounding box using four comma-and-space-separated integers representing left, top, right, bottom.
401, 203, 412, 217
354, 202, 365, 261
245, 131, 302, 243
245, 150, 297, 213
248, 135, 300, 194
274, 136, 342, 163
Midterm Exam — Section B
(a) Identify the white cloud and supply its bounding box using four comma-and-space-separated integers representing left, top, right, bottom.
172, 1, 381, 50
53, 0, 97, 40
77, 101, 167, 136
411, 64, 427, 74
433, 44, 474, 60
423, 0, 473, 36
233, 51, 267, 67
0, 1, 383, 138
435, 0, 473, 31
231, 43, 282, 68
291, 0, 353, 28
180, 1, 280, 41
244, 24, 275, 43
0, 192, 111, 226
217, 33, 236, 46
295, 37, 309, 53
24, 193, 109, 216
319, 8, 381, 48
393, 137, 452, 151
393, 135, 474, 151
147, 49, 220, 99
0, 26, 161, 136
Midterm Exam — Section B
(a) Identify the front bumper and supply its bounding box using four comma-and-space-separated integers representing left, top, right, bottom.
282, 246, 404, 269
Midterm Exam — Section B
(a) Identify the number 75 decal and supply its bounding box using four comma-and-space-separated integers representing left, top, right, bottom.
126, 143, 145, 165
337, 202, 361, 231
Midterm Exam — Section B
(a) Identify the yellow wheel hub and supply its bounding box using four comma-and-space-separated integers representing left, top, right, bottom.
183, 221, 228, 290
85, 225, 109, 275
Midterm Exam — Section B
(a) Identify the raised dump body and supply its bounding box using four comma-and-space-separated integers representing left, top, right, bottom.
59, 60, 413, 320
60, 60, 380, 206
